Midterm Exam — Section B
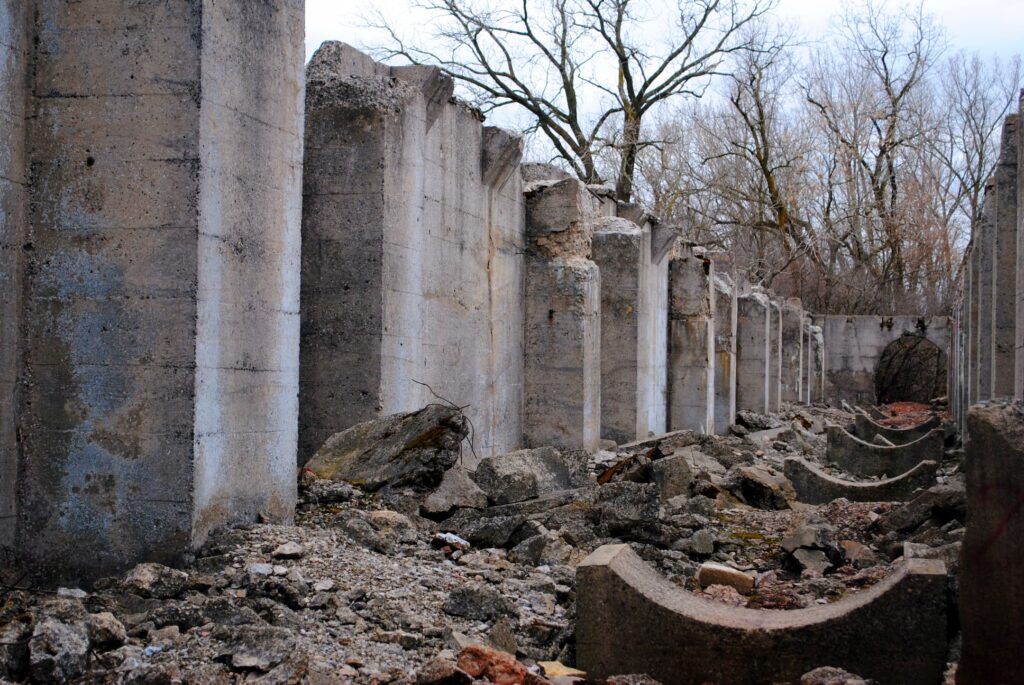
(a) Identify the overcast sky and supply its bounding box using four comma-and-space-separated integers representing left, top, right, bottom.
306, 0, 1024, 63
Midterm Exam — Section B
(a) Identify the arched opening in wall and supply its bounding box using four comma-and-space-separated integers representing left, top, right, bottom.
874, 334, 947, 404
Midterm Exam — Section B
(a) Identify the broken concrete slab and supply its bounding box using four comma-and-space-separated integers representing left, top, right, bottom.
853, 412, 941, 445
724, 464, 794, 510
422, 468, 488, 516
576, 544, 947, 685
825, 426, 944, 479
784, 458, 938, 504
305, 406, 469, 490
473, 447, 590, 505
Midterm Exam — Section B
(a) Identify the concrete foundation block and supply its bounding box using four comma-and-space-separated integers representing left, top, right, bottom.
523, 257, 601, 451
577, 544, 948, 685
784, 457, 938, 504
825, 426, 945, 479
958, 403, 1024, 684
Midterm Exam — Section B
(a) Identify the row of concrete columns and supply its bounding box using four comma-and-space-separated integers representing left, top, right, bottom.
952, 108, 1021, 432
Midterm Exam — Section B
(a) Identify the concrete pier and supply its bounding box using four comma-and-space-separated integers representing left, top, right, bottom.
780, 300, 804, 404
736, 293, 771, 413
7, 0, 306, 580
713, 274, 737, 433
667, 248, 714, 433
992, 116, 1018, 399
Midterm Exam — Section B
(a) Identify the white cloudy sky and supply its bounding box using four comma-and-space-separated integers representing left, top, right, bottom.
306, 0, 1024, 62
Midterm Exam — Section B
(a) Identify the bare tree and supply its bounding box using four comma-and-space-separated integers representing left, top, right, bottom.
368, 0, 774, 201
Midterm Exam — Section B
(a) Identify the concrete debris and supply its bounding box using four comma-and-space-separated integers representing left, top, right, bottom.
725, 464, 795, 509
801, 666, 875, 685
696, 562, 754, 594
306, 405, 469, 490
474, 447, 590, 505
121, 563, 190, 600
423, 468, 489, 515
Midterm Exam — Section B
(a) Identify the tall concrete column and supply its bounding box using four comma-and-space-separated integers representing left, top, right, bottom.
667, 247, 714, 433
967, 242, 979, 407
11, 0, 305, 581
1017, 93, 1024, 400
712, 274, 737, 434
992, 115, 1018, 399
592, 214, 668, 444
299, 44, 525, 464
978, 182, 996, 401
0, 0, 29, 550
769, 300, 783, 411
736, 293, 770, 413
780, 299, 804, 404
809, 324, 825, 403
523, 179, 601, 451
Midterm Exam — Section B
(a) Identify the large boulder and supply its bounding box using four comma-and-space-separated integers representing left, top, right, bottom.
306, 405, 469, 490
422, 467, 488, 516
473, 447, 590, 505
724, 465, 794, 510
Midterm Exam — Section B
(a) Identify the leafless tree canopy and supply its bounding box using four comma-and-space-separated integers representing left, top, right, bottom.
368, 0, 1021, 316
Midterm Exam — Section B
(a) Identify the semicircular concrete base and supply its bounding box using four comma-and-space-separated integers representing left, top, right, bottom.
854, 412, 940, 445
576, 544, 947, 685
784, 457, 938, 504
826, 426, 944, 478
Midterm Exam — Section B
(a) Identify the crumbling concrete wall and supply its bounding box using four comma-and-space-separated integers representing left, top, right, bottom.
818, 315, 951, 405
0, 0, 29, 550
522, 179, 601, 451
592, 212, 668, 444
299, 43, 525, 464
780, 299, 804, 404
667, 247, 714, 433
712, 273, 737, 433
992, 116, 1018, 399
736, 293, 770, 413
10, 0, 304, 581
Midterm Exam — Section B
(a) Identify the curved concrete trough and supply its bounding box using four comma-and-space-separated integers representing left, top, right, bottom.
854, 412, 940, 445
826, 425, 944, 478
577, 544, 947, 685
784, 457, 938, 504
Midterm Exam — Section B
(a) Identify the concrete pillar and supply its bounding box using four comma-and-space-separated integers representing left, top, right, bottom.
806, 323, 824, 404
0, 0, 29, 551
967, 242, 979, 407
769, 300, 783, 411
1017, 93, 1024, 401
959, 404, 1024, 684
10, 0, 305, 581
978, 182, 996, 400
736, 293, 770, 413
780, 299, 804, 404
712, 274, 737, 433
591, 213, 668, 444
299, 44, 525, 464
992, 115, 1018, 399
667, 248, 714, 433
523, 179, 601, 451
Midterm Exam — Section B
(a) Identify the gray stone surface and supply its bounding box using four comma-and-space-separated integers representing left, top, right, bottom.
576, 544, 948, 685
993, 116, 1018, 399
713, 274, 737, 434
736, 293, 770, 413
300, 44, 525, 466
959, 403, 1024, 684
592, 216, 667, 444
825, 426, 944, 479
818, 316, 950, 404
780, 300, 804, 403
9, 0, 304, 581
784, 457, 938, 504
667, 248, 714, 433
473, 446, 589, 505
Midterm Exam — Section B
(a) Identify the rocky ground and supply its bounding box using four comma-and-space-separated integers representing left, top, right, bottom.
0, 403, 965, 684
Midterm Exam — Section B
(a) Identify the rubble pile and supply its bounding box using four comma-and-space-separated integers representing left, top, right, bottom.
0, 403, 964, 684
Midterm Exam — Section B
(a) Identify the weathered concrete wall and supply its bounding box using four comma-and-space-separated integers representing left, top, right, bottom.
736, 293, 770, 413
769, 300, 782, 411
14, 0, 304, 581
978, 182, 996, 400
0, 0, 29, 550
959, 403, 1024, 684
712, 273, 736, 433
522, 179, 601, 451
299, 44, 525, 465
992, 116, 1018, 399
592, 215, 668, 444
667, 248, 714, 433
780, 299, 803, 403
818, 315, 951, 405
